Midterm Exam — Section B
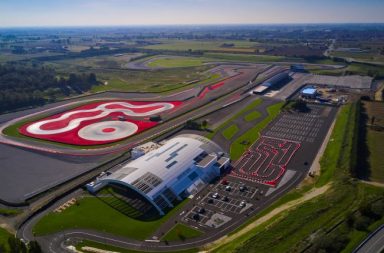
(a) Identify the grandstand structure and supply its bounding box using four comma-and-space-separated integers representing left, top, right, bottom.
87, 134, 230, 215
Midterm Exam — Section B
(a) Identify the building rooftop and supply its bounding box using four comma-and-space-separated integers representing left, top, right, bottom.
302, 87, 317, 95
104, 134, 224, 198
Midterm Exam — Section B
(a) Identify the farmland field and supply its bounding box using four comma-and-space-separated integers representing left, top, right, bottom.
362, 101, 384, 183
147, 56, 207, 68
142, 39, 261, 52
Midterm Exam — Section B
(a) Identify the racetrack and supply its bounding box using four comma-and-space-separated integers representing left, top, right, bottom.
0, 64, 264, 204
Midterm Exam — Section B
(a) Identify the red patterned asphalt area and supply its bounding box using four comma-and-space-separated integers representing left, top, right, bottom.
19, 101, 182, 146
231, 136, 301, 186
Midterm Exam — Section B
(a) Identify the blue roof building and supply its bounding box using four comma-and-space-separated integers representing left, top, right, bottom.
301, 87, 318, 98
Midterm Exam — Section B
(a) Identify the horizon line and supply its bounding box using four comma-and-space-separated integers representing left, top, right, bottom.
1, 22, 384, 29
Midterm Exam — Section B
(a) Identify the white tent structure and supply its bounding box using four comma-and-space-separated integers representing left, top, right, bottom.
87, 134, 230, 215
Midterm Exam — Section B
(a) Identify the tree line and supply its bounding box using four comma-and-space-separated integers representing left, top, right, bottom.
0, 63, 99, 114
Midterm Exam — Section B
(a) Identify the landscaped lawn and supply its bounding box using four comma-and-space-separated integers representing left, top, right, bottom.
162, 224, 203, 242
222, 124, 239, 140
33, 195, 189, 240
244, 111, 261, 122
207, 98, 263, 139
318, 103, 357, 187
230, 102, 284, 160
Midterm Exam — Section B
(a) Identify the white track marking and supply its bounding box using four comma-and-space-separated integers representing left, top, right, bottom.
26, 102, 174, 135
78, 121, 138, 141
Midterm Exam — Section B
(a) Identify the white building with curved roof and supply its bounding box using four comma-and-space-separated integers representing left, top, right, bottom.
87, 134, 230, 215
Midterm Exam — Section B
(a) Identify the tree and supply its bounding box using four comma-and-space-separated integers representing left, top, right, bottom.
28, 241, 42, 253
354, 216, 371, 231
291, 100, 310, 112
8, 237, 27, 253
185, 120, 202, 130
201, 120, 208, 129
88, 73, 97, 85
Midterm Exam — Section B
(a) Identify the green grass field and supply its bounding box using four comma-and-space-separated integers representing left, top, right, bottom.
331, 51, 384, 63
317, 103, 358, 186
76, 240, 198, 253
244, 111, 261, 122
0, 227, 12, 252
363, 101, 384, 182
52, 53, 144, 69
33, 195, 189, 240
311, 62, 384, 77
204, 52, 296, 63
147, 57, 207, 68
222, 124, 239, 140
207, 98, 263, 139
142, 39, 260, 52
366, 130, 384, 182
90, 65, 218, 93
162, 224, 203, 242
230, 102, 284, 160
0, 208, 21, 217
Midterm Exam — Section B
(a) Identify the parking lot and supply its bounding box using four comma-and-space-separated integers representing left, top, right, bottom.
180, 104, 337, 234
265, 105, 330, 143
182, 178, 268, 228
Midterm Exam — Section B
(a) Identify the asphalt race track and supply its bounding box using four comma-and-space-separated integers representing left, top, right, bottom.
0, 145, 104, 204
0, 64, 264, 204
231, 137, 300, 186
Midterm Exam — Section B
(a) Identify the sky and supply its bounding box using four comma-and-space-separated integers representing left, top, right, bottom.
0, 0, 384, 27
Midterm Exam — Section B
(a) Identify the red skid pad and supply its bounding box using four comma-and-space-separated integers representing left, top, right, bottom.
19, 100, 182, 146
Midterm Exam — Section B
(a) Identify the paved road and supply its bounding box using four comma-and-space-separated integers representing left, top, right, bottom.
354, 225, 384, 253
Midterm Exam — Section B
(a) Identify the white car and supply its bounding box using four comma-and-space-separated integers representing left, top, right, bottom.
212, 192, 219, 199
239, 200, 246, 208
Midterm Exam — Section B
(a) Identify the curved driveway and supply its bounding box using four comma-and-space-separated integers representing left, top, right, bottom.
353, 225, 384, 253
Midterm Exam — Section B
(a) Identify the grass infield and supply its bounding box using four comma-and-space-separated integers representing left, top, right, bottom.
222, 124, 239, 140
33, 195, 189, 240
162, 224, 203, 242
230, 102, 284, 160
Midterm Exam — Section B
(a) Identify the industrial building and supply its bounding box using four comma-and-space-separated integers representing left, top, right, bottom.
300, 87, 318, 99
253, 72, 290, 94
87, 134, 230, 215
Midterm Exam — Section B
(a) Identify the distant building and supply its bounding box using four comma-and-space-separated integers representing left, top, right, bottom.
87, 134, 230, 215
290, 64, 306, 72
253, 72, 290, 94
301, 87, 318, 99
